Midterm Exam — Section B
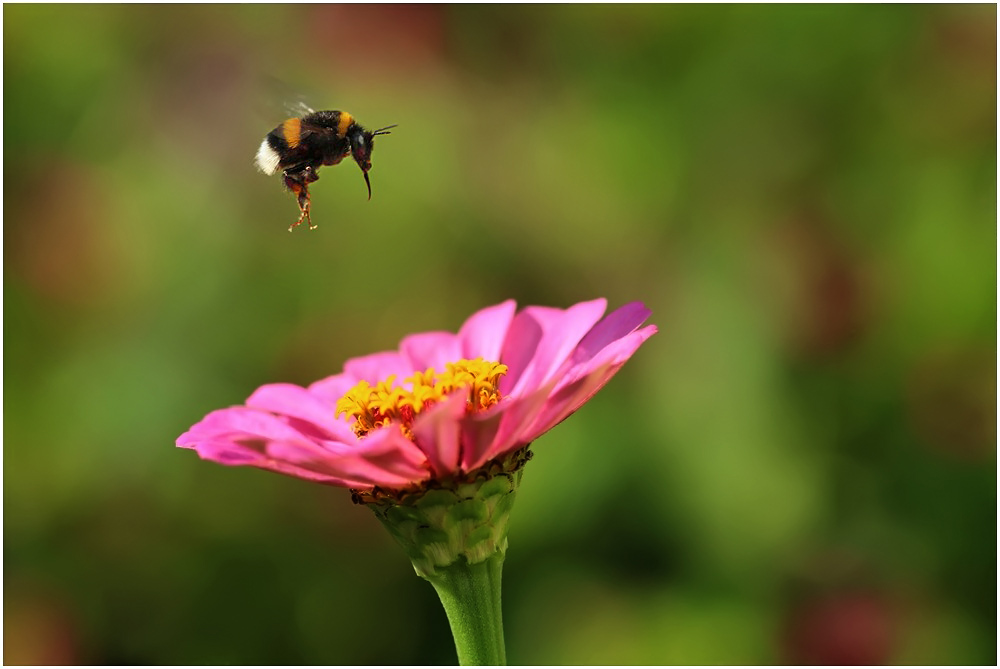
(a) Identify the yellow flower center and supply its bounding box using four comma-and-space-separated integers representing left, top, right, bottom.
335, 358, 508, 438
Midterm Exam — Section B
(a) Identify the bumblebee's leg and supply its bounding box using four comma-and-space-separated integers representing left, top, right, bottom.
283, 166, 319, 231
283, 177, 312, 231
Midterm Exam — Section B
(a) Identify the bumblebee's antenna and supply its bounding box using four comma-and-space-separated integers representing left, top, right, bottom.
371, 124, 397, 136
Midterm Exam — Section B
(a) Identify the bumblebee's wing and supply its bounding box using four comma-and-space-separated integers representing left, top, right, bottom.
285, 100, 316, 117
254, 73, 321, 124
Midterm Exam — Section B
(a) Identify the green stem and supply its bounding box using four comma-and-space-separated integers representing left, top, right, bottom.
426, 554, 507, 666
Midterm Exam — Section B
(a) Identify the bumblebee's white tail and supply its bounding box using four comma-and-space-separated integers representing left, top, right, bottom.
255, 139, 280, 175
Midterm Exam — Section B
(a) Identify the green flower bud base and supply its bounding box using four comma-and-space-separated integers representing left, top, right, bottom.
354, 447, 531, 665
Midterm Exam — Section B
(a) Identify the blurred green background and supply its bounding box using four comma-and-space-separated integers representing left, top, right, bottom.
4, 4, 996, 665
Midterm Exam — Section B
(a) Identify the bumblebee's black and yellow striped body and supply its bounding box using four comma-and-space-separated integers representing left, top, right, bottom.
255, 110, 395, 231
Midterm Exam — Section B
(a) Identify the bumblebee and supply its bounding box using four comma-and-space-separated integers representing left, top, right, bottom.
254, 110, 395, 231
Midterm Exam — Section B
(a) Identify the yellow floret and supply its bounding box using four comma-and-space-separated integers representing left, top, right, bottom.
336, 359, 508, 438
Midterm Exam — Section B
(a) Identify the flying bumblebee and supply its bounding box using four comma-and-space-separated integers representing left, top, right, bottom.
254, 109, 395, 231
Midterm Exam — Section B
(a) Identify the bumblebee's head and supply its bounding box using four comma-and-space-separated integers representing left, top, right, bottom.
349, 124, 396, 200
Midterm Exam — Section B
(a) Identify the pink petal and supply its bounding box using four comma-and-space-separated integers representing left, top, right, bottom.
177, 406, 314, 446
500, 299, 608, 398
180, 439, 259, 464
400, 331, 460, 375
343, 351, 412, 384
307, 428, 432, 488
246, 383, 354, 442
307, 373, 357, 406
178, 406, 432, 488
461, 379, 559, 471
458, 408, 505, 473
178, 408, 350, 472
190, 439, 360, 486
410, 391, 468, 477
459, 300, 517, 361
525, 362, 619, 441
527, 326, 657, 439
552, 323, 658, 395
566, 301, 653, 368
497, 311, 542, 395
251, 440, 381, 484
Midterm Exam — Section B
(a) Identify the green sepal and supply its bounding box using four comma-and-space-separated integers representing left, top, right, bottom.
354, 448, 531, 665
358, 447, 529, 579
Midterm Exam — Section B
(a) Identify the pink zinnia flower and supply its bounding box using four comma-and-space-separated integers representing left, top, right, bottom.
177, 298, 656, 491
